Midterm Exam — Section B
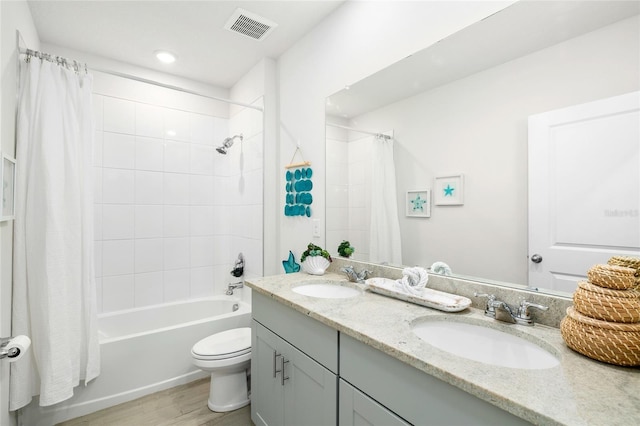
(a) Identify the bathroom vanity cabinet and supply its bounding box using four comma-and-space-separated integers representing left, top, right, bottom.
251, 291, 530, 426
248, 272, 640, 425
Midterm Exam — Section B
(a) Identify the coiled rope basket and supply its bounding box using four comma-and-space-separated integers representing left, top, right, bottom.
608, 256, 640, 287
561, 307, 640, 367
573, 281, 640, 323
561, 256, 640, 366
586, 264, 637, 290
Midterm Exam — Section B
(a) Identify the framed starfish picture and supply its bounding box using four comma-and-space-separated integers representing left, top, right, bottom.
406, 189, 431, 217
434, 174, 464, 206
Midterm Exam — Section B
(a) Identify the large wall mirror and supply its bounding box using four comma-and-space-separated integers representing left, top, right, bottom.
325, 0, 640, 296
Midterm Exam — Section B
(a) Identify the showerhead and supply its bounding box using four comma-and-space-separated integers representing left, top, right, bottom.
216, 134, 243, 155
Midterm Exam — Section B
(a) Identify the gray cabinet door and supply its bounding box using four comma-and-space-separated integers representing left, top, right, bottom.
283, 339, 337, 426
253, 320, 338, 426
339, 380, 409, 426
252, 321, 285, 426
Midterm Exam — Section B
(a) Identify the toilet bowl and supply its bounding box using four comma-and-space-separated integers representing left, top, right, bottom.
191, 327, 252, 412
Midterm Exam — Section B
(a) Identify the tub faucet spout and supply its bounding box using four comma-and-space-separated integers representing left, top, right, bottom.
226, 281, 244, 295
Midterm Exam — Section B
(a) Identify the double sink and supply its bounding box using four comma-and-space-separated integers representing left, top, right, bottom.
291, 279, 559, 370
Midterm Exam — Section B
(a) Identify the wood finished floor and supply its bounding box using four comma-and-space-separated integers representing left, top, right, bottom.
57, 378, 254, 426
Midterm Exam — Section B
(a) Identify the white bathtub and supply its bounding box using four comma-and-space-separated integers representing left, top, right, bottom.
21, 296, 251, 426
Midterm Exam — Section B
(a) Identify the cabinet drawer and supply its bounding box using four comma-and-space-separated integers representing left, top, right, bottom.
339, 379, 409, 426
340, 334, 531, 426
253, 291, 338, 373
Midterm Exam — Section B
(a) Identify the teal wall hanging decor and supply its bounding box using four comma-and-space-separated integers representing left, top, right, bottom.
284, 145, 313, 217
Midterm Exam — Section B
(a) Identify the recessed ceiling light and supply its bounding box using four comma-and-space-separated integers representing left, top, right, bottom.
155, 50, 176, 64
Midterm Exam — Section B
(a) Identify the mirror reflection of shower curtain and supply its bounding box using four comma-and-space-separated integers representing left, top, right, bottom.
369, 135, 402, 265
10, 57, 100, 410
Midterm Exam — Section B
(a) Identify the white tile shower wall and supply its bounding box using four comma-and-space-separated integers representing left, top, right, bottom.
224, 101, 264, 295
94, 93, 240, 313
326, 133, 349, 258
325, 126, 372, 262
347, 136, 372, 262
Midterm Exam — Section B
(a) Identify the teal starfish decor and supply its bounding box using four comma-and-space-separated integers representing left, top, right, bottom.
411, 194, 427, 211
443, 184, 455, 196
282, 251, 300, 273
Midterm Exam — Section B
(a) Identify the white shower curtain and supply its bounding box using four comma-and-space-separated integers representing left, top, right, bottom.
10, 57, 100, 410
369, 135, 402, 265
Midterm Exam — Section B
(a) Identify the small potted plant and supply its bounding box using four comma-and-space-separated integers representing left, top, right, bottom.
337, 240, 355, 258
300, 243, 332, 275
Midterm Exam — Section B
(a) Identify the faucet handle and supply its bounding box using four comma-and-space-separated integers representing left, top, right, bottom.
474, 293, 496, 316
474, 293, 496, 303
358, 270, 373, 280
518, 300, 548, 318
341, 266, 358, 282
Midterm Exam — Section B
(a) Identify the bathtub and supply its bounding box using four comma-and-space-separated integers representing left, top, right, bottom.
21, 296, 251, 426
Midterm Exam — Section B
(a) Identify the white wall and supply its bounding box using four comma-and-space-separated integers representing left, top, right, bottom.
276, 1, 514, 267
341, 15, 640, 284
0, 1, 40, 424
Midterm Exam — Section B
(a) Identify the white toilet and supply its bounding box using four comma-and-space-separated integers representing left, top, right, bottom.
191, 327, 252, 412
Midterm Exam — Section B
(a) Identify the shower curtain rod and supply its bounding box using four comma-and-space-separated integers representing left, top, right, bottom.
17, 45, 263, 112
326, 122, 391, 140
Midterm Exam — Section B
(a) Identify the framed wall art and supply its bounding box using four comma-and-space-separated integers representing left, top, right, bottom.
406, 189, 431, 218
434, 174, 464, 206
1, 154, 16, 221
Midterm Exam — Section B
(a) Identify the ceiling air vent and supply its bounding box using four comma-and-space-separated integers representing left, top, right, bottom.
224, 8, 278, 41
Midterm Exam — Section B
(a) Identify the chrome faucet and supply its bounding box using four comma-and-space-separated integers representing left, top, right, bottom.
341, 266, 372, 283
492, 300, 517, 324
226, 281, 244, 295
516, 300, 549, 326
474, 293, 548, 326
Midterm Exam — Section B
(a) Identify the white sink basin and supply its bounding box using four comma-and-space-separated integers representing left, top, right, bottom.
412, 319, 559, 370
292, 282, 361, 299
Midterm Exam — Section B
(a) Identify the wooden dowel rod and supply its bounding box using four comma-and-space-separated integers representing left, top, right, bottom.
285, 161, 311, 169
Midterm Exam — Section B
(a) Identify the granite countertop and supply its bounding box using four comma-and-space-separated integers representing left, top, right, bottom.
246, 272, 640, 426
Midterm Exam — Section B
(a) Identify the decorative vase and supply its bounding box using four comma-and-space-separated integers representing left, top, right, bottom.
301, 256, 330, 275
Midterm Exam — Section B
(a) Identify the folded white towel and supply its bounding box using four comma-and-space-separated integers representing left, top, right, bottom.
430, 261, 452, 276
396, 267, 429, 297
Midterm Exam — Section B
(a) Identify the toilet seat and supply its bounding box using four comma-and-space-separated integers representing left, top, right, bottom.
192, 327, 251, 360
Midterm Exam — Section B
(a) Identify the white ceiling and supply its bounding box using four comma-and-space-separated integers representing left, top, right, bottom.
327, 0, 640, 119
27, 0, 346, 88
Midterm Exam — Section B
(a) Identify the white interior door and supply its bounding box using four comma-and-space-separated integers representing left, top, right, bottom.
528, 91, 640, 293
